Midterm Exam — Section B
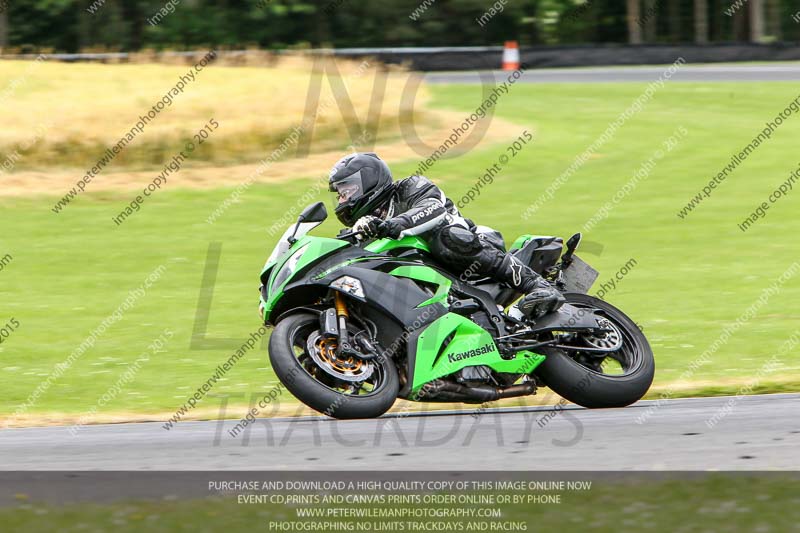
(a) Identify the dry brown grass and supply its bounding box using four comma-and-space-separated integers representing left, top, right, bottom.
0, 54, 431, 172
2, 107, 523, 196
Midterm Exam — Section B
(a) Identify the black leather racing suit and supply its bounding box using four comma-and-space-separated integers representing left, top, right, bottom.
374, 175, 543, 293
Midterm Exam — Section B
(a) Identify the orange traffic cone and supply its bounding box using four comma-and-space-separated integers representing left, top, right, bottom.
502, 41, 520, 71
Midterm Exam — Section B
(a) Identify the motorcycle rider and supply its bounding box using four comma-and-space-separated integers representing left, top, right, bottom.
329, 152, 565, 319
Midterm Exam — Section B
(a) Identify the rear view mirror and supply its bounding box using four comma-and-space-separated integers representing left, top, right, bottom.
299, 202, 327, 223
287, 202, 327, 244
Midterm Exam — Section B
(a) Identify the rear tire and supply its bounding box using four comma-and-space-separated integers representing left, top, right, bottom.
534, 293, 654, 408
269, 312, 399, 419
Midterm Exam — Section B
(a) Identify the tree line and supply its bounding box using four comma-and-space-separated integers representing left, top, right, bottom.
0, 0, 797, 53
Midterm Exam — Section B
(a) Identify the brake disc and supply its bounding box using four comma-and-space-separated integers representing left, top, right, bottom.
306, 331, 375, 383
583, 317, 623, 351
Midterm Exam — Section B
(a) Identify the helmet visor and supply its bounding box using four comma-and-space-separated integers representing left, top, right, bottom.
331, 172, 363, 205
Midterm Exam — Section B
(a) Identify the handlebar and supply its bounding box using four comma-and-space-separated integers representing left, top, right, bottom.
336, 229, 365, 243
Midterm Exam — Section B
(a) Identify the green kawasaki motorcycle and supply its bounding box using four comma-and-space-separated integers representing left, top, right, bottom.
259, 202, 654, 419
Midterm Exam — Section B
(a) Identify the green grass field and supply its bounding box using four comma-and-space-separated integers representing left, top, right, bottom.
2, 78, 799, 423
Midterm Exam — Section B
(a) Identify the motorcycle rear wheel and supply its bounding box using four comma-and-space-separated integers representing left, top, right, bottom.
269, 312, 399, 419
534, 293, 654, 408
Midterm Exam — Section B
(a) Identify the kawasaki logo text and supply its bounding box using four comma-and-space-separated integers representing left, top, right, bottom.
448, 343, 495, 363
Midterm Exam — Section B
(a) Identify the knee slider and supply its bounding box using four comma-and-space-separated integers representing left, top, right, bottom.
441, 225, 483, 255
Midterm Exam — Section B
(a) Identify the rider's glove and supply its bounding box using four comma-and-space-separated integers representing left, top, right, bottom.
377, 219, 402, 239
353, 216, 382, 238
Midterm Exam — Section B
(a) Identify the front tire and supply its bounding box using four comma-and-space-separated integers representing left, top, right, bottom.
269, 312, 399, 419
535, 293, 654, 408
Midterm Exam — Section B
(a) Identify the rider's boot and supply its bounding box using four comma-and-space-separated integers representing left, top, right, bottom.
498, 256, 565, 320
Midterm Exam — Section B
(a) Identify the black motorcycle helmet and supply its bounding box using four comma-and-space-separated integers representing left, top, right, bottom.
328, 152, 394, 226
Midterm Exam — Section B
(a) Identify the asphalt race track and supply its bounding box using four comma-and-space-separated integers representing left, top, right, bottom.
424, 64, 800, 84
1, 394, 798, 471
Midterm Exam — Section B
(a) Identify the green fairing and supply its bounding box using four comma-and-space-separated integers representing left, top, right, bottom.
366, 235, 430, 253
389, 265, 452, 308
410, 314, 546, 395
262, 236, 348, 319
510, 234, 534, 250
312, 256, 381, 280
490, 350, 546, 374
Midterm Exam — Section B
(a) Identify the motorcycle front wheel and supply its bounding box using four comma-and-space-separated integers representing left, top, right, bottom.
268, 312, 399, 419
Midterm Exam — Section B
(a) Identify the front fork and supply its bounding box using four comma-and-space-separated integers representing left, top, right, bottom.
333, 291, 355, 355
324, 291, 380, 360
